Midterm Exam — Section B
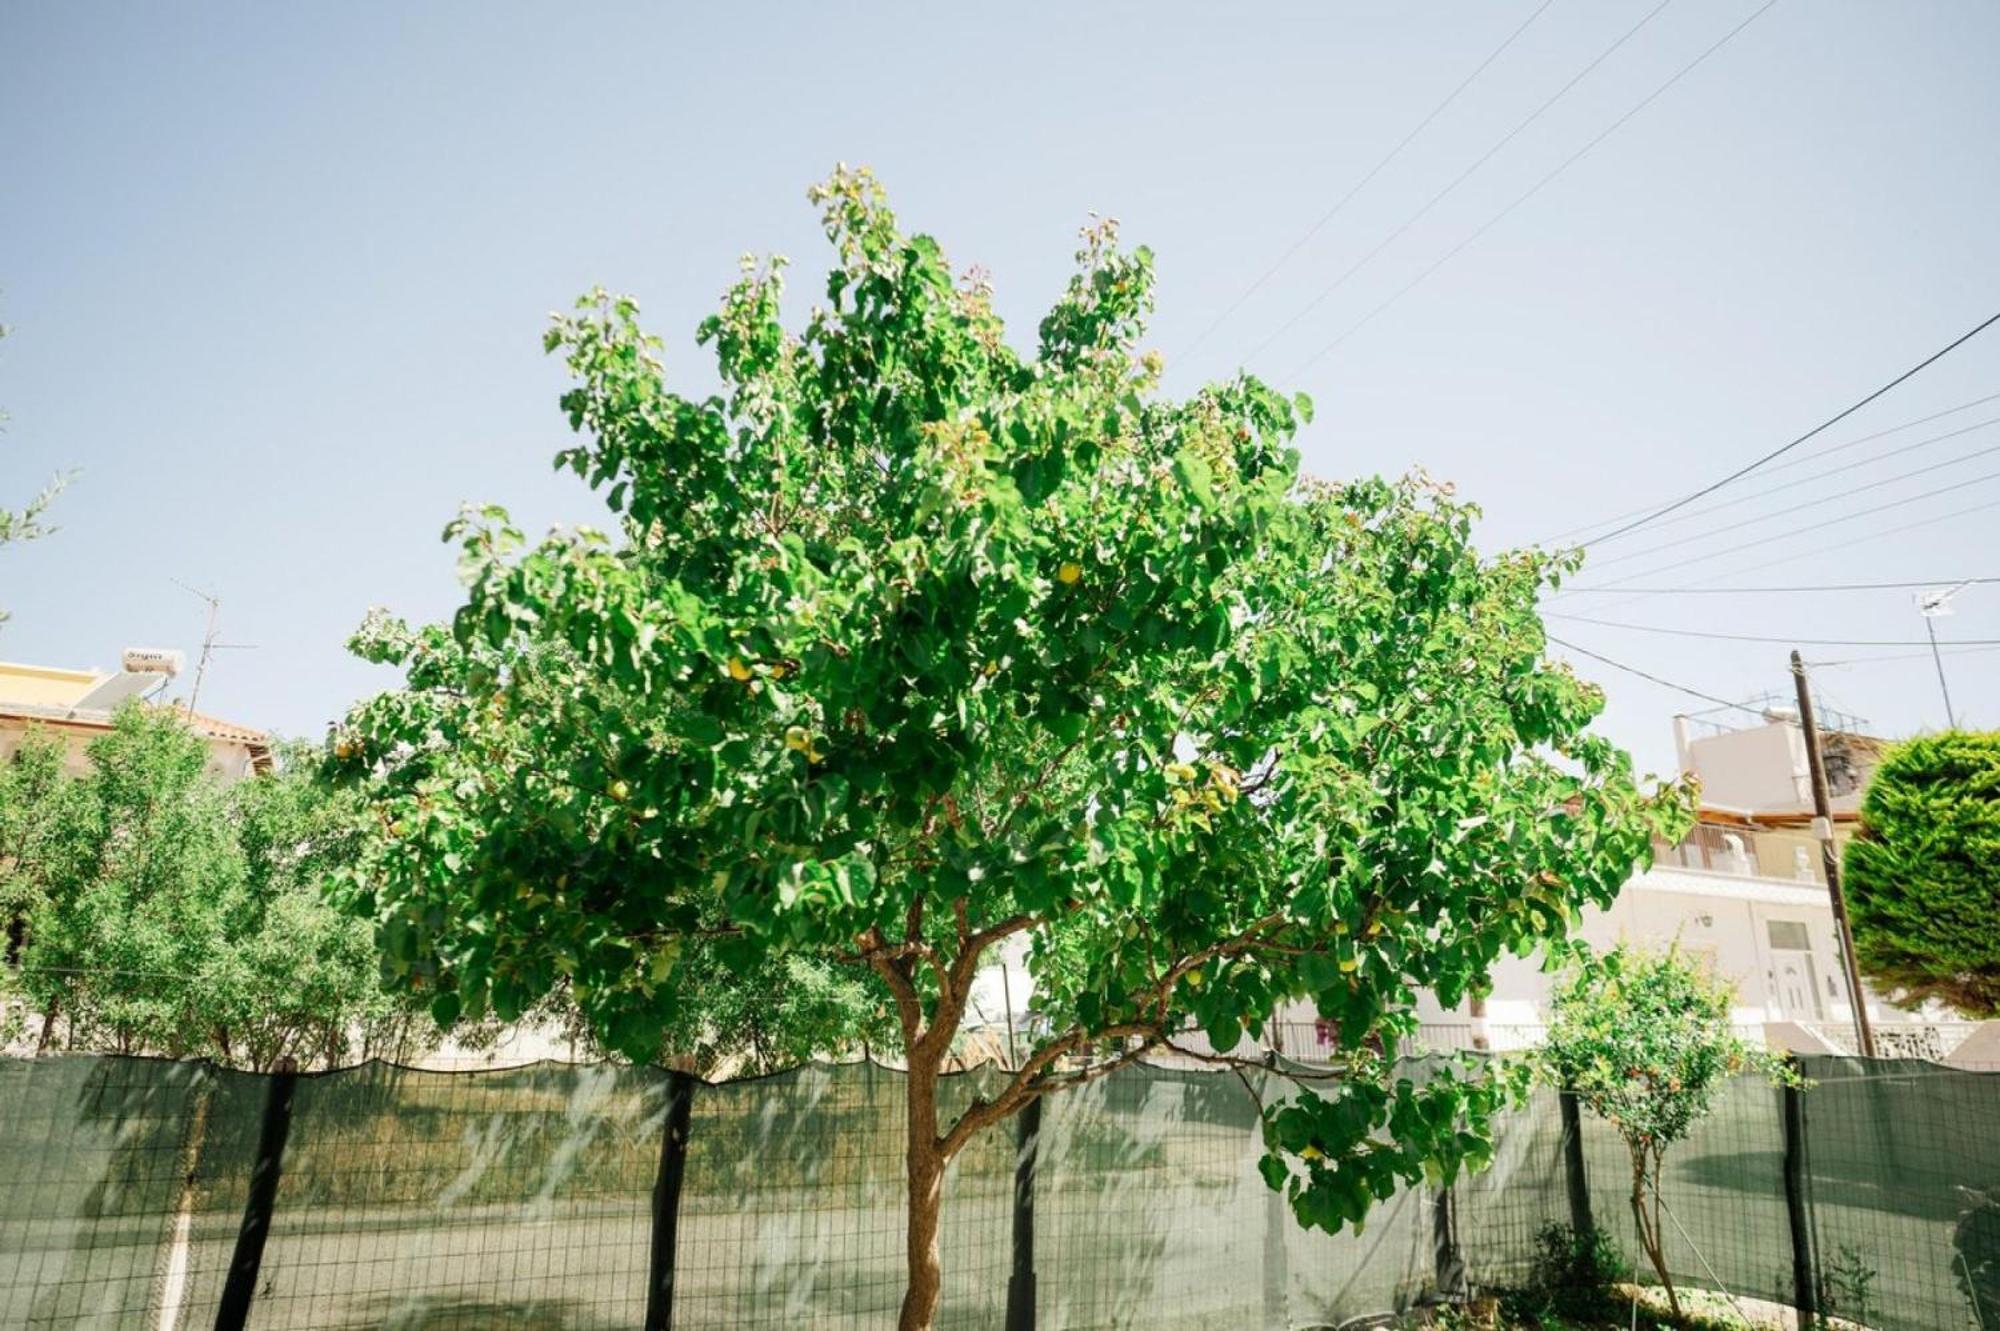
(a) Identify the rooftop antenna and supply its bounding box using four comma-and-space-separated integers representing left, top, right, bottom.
171, 580, 257, 718
1916, 580, 1975, 729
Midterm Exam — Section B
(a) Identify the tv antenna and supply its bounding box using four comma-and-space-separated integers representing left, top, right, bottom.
171, 580, 257, 718
1916, 580, 1976, 729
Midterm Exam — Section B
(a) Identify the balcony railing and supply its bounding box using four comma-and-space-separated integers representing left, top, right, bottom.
1652, 825, 1825, 885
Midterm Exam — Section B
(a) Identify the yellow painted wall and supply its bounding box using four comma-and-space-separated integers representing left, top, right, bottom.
0, 660, 99, 708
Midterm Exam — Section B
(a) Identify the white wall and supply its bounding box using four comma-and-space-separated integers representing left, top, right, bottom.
1683, 722, 1811, 813
1399, 863, 1884, 1048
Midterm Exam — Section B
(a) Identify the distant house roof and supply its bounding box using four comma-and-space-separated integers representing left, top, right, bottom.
179, 708, 271, 749
0, 659, 272, 771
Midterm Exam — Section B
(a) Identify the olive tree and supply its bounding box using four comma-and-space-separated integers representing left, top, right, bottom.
332, 168, 1685, 1329
1541, 946, 1794, 1319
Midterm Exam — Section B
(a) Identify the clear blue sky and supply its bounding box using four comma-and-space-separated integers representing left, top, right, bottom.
4, 1, 1997, 776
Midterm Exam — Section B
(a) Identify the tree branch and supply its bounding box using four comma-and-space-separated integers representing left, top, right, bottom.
940, 1019, 1163, 1156
1162, 1040, 1346, 1081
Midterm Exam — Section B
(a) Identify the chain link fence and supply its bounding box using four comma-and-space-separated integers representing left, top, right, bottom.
1, 1052, 1994, 1329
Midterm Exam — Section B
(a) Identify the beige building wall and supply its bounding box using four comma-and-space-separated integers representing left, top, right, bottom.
0, 657, 269, 780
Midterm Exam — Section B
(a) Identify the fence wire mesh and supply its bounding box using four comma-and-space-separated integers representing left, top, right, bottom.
0, 1051, 1993, 1329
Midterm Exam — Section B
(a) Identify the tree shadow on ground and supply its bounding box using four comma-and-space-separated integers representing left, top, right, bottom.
367, 1295, 626, 1330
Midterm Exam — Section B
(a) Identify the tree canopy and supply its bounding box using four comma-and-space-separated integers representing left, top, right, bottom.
1844, 730, 2000, 1017
1, 708, 404, 1069
333, 167, 1686, 1328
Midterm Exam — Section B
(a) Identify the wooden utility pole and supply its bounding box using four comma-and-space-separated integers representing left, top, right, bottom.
1789, 650, 1875, 1058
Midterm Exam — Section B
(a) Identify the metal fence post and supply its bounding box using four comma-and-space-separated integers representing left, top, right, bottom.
1781, 1062, 1818, 1320
213, 1057, 298, 1331
1005, 1095, 1043, 1331
644, 1070, 697, 1331
1559, 1090, 1592, 1234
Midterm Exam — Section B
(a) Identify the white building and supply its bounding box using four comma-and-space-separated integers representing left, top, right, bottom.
1273, 709, 1994, 1067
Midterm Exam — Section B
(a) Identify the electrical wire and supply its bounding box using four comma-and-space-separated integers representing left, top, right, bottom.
1810, 643, 2000, 668
1546, 634, 1770, 717
1562, 491, 2000, 617
1175, 0, 1558, 364
1542, 389, 2000, 546
1563, 466, 2000, 595
1564, 412, 2000, 547
1237, 0, 1679, 369
1547, 612, 2000, 648
1590, 576, 2000, 595
1581, 436, 2000, 571
1288, 0, 1777, 382
1583, 306, 2000, 546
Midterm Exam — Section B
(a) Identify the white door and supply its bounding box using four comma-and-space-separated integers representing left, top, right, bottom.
1766, 919, 1826, 1020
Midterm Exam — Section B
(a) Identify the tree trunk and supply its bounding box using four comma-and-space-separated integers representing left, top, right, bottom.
35, 994, 60, 1054
1629, 1145, 1681, 1320
899, 1062, 946, 1331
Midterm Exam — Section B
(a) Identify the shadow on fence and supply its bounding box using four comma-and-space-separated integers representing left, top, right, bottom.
0, 1052, 1995, 1329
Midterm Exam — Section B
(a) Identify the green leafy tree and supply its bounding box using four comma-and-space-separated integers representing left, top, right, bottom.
4, 710, 405, 1068
647, 949, 894, 1076
1, 721, 69, 964
498, 949, 896, 1078
1843, 730, 2000, 1016
1540, 945, 1795, 1319
333, 168, 1686, 1329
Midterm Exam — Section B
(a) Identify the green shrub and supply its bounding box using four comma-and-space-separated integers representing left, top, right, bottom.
1500, 1221, 1630, 1324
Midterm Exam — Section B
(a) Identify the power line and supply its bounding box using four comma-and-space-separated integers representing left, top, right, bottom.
1288, 0, 1777, 382
1590, 575, 2000, 595
1548, 611, 2000, 648
1582, 306, 2000, 546
1581, 436, 2000, 572
1562, 490, 2000, 616
1566, 412, 2000, 547
1546, 634, 1769, 717
1238, 0, 1679, 369
1175, 0, 1558, 364
1810, 643, 2000, 668
1542, 388, 2000, 547
1563, 465, 2000, 594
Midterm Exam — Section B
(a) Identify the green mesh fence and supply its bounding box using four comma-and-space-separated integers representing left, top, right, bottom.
0, 1051, 1994, 1329
240, 1062, 662, 1329
1797, 1057, 2000, 1331
1452, 1084, 1571, 1292
1575, 1071, 1796, 1308
675, 1061, 1010, 1328
0, 1057, 219, 1330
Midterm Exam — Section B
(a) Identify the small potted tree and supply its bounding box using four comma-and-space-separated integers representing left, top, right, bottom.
1540, 945, 1797, 1320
